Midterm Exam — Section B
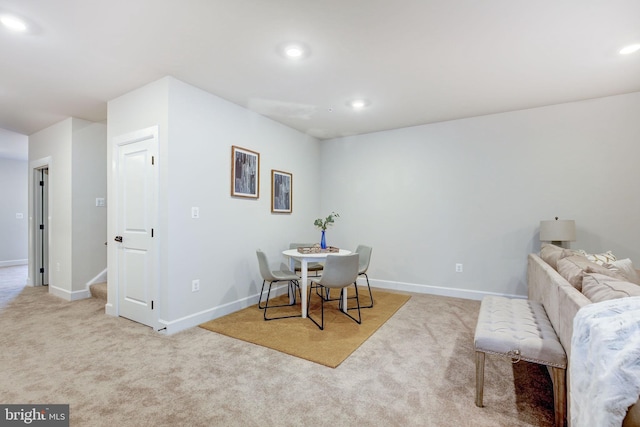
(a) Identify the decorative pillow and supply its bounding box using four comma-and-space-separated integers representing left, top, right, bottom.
582, 273, 640, 303
557, 255, 626, 291
604, 258, 640, 285
583, 250, 617, 265
540, 244, 576, 270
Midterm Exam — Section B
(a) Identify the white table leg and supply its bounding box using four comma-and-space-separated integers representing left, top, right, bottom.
288, 256, 296, 305
301, 259, 308, 318
342, 285, 348, 313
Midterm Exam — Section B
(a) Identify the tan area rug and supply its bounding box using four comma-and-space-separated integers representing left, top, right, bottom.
199, 287, 410, 368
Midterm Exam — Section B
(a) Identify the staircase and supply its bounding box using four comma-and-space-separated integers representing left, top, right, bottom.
90, 282, 107, 301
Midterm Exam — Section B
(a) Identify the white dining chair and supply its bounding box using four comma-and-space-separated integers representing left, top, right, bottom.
307, 254, 361, 330
256, 250, 302, 321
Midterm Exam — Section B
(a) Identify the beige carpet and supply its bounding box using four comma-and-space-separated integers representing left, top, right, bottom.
199, 288, 411, 368
0, 266, 555, 426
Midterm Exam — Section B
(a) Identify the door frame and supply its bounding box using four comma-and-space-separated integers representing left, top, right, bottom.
107, 126, 160, 329
28, 156, 52, 289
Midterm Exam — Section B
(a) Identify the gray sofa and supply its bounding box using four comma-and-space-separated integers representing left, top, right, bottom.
527, 246, 640, 426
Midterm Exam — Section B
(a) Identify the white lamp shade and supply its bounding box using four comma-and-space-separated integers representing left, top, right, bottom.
539, 219, 576, 242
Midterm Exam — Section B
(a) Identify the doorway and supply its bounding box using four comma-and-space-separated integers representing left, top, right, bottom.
111, 126, 159, 329
34, 167, 49, 286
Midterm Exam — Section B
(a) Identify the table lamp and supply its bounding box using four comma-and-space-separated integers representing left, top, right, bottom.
539, 217, 576, 248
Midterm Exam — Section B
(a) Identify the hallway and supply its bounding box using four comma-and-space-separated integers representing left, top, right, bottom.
0, 265, 28, 308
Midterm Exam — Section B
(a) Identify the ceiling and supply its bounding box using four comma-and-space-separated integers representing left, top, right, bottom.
1, 0, 639, 148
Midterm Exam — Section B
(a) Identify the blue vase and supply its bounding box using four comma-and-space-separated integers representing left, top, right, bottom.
320, 230, 327, 249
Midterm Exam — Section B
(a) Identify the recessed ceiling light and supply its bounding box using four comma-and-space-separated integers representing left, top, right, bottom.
619, 44, 640, 55
285, 46, 304, 58
348, 99, 370, 110
280, 42, 309, 60
0, 14, 27, 32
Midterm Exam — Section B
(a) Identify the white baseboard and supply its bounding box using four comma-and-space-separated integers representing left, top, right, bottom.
157, 294, 261, 335
48, 285, 91, 301
157, 283, 292, 335
363, 277, 526, 300
0, 259, 28, 267
105, 302, 116, 316
151, 279, 525, 336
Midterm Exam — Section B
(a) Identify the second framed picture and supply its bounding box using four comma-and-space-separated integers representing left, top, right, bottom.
271, 170, 292, 213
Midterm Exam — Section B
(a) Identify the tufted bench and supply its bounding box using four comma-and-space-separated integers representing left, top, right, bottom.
474, 296, 567, 427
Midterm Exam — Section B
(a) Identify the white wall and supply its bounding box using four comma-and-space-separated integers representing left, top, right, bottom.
320, 91, 640, 298
0, 157, 28, 266
72, 120, 108, 291
29, 118, 107, 299
108, 76, 321, 332
29, 119, 73, 293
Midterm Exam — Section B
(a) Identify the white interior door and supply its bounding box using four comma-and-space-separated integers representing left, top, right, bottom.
115, 128, 158, 328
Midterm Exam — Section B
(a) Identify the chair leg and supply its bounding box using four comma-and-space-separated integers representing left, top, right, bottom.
359, 273, 374, 308
342, 274, 373, 310
260, 280, 298, 309
262, 280, 302, 321
307, 282, 325, 330
315, 285, 332, 301
309, 283, 361, 329
340, 283, 361, 324
288, 280, 300, 304
258, 280, 268, 309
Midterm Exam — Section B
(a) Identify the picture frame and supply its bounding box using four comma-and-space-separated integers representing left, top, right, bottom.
231, 145, 260, 198
271, 170, 292, 213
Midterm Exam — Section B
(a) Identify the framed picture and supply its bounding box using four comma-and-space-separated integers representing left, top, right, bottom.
271, 170, 292, 213
231, 145, 260, 198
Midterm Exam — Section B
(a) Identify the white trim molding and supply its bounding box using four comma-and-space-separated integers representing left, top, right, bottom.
0, 259, 28, 267
48, 285, 91, 301
362, 277, 527, 301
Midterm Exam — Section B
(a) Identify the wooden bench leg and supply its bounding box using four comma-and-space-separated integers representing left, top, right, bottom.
551, 367, 566, 427
475, 351, 485, 407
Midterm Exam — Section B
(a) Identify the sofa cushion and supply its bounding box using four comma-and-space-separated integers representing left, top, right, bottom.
557, 255, 625, 292
581, 273, 640, 303
540, 244, 576, 270
604, 258, 640, 285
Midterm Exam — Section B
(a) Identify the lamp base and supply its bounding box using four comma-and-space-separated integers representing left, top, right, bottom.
550, 240, 569, 249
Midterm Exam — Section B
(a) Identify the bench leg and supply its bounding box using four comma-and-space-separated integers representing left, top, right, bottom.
475, 351, 485, 407
551, 367, 566, 427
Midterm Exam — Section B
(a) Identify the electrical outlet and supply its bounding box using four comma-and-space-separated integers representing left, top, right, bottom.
192, 279, 200, 292
455, 263, 463, 273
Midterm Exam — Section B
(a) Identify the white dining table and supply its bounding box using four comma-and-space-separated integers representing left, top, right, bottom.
282, 248, 352, 318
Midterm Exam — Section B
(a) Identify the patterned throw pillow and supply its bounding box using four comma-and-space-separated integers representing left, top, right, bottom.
583, 250, 616, 265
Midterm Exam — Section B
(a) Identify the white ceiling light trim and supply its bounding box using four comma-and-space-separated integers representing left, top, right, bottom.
0, 14, 27, 32
619, 44, 640, 55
